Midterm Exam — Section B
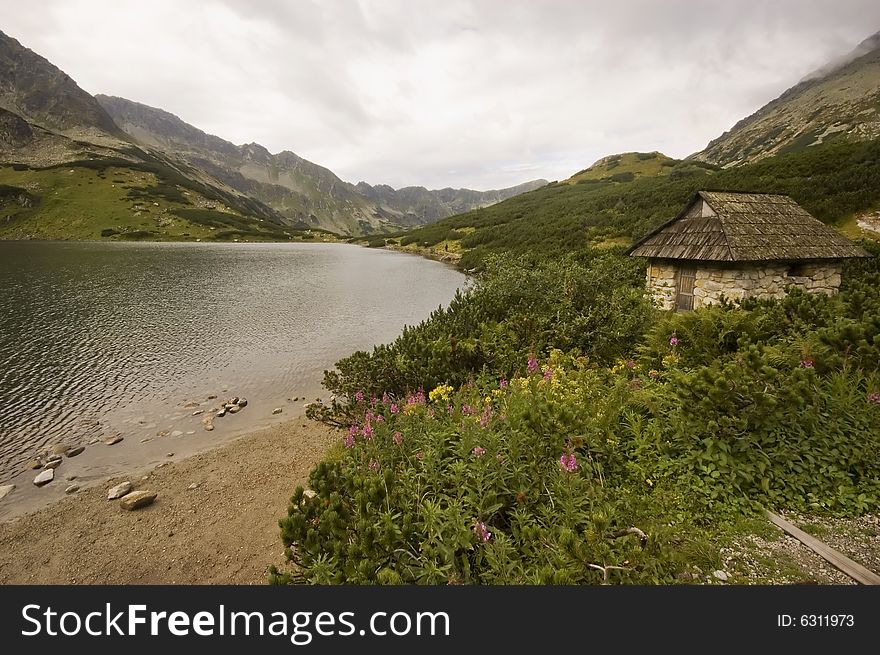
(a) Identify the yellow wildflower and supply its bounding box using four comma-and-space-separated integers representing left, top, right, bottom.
428, 384, 454, 403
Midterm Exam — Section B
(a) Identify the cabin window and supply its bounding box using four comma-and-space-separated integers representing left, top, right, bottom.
676, 266, 696, 311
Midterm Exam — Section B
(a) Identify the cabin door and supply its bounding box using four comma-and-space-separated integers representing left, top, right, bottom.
676, 266, 696, 311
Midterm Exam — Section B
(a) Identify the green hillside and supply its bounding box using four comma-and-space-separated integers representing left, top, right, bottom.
565, 151, 682, 184
0, 154, 336, 242
394, 138, 880, 270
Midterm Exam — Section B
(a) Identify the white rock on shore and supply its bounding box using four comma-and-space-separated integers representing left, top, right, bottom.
273, 407, 283, 415
33, 469, 54, 487
67, 445, 85, 457
104, 435, 124, 446
107, 481, 133, 500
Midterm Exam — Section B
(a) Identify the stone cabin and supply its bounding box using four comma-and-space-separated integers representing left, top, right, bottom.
627, 191, 871, 311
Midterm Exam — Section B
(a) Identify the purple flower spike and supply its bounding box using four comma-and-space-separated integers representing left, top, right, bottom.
473, 520, 491, 543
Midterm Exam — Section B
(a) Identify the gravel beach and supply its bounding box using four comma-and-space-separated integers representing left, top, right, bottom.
0, 419, 334, 584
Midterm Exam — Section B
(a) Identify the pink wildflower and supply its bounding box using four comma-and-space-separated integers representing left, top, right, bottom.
868, 393, 880, 404
472, 446, 486, 457
473, 521, 492, 543
559, 452, 578, 473
800, 359, 814, 368
343, 433, 355, 449
375, 414, 385, 423
625, 359, 636, 369
368, 459, 379, 472
462, 404, 475, 415
382, 393, 391, 405
354, 390, 364, 403
392, 431, 403, 445
669, 336, 679, 346
543, 368, 553, 380
527, 356, 539, 374
500, 378, 508, 389
362, 424, 374, 439
390, 403, 399, 414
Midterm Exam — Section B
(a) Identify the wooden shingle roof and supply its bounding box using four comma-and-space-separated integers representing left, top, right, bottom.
627, 191, 871, 262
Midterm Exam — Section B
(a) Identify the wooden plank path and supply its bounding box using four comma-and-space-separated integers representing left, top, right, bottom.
764, 509, 880, 585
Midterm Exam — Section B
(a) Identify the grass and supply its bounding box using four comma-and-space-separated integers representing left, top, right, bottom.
0, 164, 336, 242
838, 212, 880, 241
566, 151, 681, 184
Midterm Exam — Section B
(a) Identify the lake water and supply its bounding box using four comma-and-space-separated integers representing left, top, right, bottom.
0, 241, 465, 485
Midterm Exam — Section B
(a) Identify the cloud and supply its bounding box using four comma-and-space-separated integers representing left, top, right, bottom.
3, 0, 879, 189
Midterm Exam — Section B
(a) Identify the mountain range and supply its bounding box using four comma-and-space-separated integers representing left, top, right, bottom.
2, 27, 880, 241
0, 30, 545, 239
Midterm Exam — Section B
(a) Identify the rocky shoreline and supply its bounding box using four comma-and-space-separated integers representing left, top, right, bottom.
0, 382, 326, 522
0, 418, 334, 584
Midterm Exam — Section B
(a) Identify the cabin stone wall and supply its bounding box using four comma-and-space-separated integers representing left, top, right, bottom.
646, 260, 842, 310
646, 262, 679, 310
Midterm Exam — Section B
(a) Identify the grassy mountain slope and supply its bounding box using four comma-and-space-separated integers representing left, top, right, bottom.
565, 151, 681, 184
0, 150, 329, 241
396, 138, 880, 270
97, 95, 546, 236
691, 31, 880, 167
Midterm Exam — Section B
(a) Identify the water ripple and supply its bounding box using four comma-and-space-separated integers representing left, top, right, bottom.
0, 241, 464, 478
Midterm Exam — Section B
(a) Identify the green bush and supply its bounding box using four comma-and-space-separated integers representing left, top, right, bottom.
275, 359, 695, 584
321, 250, 653, 404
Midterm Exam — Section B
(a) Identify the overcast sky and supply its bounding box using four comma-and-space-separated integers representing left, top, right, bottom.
3, 1, 880, 189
